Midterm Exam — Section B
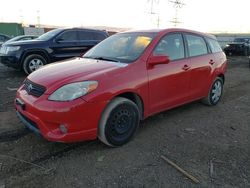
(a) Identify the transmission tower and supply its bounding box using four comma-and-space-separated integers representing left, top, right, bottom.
169, 0, 185, 27
148, 0, 160, 28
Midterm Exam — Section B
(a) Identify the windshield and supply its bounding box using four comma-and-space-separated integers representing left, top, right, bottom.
37, 29, 63, 41
84, 32, 156, 63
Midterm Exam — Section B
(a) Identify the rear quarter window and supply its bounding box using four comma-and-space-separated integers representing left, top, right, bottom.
207, 38, 223, 53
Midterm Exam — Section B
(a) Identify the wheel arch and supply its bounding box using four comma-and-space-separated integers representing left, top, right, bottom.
21, 49, 50, 66
217, 73, 225, 84
114, 92, 144, 120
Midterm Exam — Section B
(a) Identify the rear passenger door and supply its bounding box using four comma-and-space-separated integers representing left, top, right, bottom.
184, 34, 212, 99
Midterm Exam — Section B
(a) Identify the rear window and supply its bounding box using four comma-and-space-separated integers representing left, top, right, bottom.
186, 34, 208, 57
207, 38, 222, 53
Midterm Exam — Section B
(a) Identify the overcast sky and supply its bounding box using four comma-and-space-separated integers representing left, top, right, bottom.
0, 0, 249, 33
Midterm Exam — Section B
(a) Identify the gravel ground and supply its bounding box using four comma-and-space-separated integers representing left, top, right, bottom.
0, 56, 249, 188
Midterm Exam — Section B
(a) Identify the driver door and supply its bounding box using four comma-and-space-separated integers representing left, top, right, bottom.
147, 33, 191, 114
51, 30, 79, 61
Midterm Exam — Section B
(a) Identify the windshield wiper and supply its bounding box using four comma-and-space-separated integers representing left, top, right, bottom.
84, 56, 120, 63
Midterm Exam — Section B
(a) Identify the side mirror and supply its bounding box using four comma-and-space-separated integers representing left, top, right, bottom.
147, 55, 170, 67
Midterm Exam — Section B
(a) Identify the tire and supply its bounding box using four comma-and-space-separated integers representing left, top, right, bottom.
23, 54, 47, 74
202, 77, 223, 106
98, 97, 140, 147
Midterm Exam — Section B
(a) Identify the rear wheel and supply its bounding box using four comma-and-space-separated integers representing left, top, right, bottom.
202, 77, 223, 106
23, 54, 47, 74
98, 97, 140, 147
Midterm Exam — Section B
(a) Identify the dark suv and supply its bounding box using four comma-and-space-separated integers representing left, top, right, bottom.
224, 37, 250, 56
0, 28, 109, 74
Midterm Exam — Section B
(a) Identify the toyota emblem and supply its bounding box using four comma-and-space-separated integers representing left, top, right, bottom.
27, 84, 33, 93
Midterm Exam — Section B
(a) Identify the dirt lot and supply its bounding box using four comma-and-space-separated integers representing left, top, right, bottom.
0, 57, 249, 188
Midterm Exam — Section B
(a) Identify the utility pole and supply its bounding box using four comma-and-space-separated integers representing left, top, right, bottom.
19, 9, 24, 26
148, 0, 160, 28
37, 10, 40, 28
169, 0, 185, 27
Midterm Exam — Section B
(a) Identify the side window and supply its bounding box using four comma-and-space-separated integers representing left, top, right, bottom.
207, 38, 222, 53
93, 32, 106, 40
78, 31, 94, 40
186, 34, 208, 57
0, 36, 4, 41
153, 33, 185, 61
58, 31, 78, 41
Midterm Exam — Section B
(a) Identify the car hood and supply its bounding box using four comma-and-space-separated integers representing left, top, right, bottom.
4, 39, 44, 46
27, 57, 128, 91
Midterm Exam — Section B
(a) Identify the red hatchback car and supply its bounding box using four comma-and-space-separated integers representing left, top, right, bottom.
15, 28, 227, 146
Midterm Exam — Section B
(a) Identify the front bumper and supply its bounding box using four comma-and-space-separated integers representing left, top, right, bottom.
0, 55, 21, 69
15, 87, 108, 143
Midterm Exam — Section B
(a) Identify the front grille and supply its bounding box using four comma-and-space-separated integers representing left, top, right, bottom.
23, 79, 46, 97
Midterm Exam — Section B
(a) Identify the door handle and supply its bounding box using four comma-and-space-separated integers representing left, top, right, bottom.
209, 60, 215, 65
182, 64, 190, 71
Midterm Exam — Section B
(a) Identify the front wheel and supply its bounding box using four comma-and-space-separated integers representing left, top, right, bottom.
202, 77, 224, 106
23, 54, 47, 74
98, 97, 140, 147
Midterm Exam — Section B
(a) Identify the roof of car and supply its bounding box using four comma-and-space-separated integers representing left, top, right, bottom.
58, 27, 107, 32
122, 28, 216, 40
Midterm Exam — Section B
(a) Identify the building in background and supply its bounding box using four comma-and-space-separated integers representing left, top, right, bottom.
0, 23, 23, 37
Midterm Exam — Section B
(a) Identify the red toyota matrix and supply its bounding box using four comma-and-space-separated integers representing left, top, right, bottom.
15, 29, 227, 146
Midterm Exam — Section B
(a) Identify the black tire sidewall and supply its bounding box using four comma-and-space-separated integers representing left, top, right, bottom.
105, 101, 139, 146
98, 97, 140, 147
23, 54, 46, 74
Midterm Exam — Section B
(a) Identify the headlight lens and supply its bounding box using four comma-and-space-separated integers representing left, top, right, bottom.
6, 46, 20, 53
48, 81, 98, 101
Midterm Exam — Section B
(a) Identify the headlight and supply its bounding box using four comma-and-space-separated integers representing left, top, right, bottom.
6, 46, 20, 53
48, 81, 98, 101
